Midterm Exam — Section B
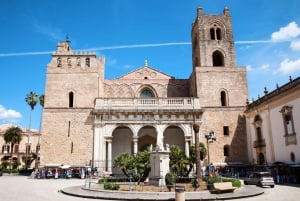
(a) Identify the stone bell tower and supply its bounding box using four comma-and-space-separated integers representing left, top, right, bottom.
40, 38, 105, 166
191, 7, 236, 69
189, 7, 249, 165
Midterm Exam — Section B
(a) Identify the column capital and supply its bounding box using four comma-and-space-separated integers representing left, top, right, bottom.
105, 136, 113, 142
185, 136, 192, 142
132, 136, 139, 142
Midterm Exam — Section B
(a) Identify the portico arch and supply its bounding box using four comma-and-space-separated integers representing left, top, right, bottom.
163, 125, 185, 151
111, 126, 134, 174
137, 125, 157, 151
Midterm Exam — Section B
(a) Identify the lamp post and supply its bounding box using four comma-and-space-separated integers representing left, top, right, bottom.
205, 131, 216, 166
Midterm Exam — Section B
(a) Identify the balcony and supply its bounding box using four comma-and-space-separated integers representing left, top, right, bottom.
253, 138, 266, 148
94, 97, 200, 111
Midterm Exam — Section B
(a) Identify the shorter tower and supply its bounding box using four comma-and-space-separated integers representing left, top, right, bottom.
40, 39, 105, 166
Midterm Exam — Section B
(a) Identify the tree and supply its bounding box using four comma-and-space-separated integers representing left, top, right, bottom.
25, 91, 39, 130
114, 153, 134, 177
39, 94, 44, 108
34, 94, 44, 169
113, 150, 151, 183
169, 145, 193, 177
189, 142, 207, 163
4, 126, 23, 170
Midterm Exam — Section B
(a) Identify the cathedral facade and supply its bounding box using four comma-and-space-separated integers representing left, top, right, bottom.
40, 7, 248, 174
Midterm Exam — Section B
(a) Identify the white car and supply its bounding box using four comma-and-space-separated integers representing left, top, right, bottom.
244, 172, 275, 188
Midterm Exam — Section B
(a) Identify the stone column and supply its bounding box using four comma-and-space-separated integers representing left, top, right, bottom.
185, 137, 191, 158
93, 126, 100, 167
133, 136, 138, 155
106, 137, 113, 172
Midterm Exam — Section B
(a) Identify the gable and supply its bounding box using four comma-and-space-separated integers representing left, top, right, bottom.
117, 66, 174, 80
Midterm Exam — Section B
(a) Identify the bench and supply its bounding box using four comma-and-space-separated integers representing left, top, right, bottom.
213, 182, 237, 193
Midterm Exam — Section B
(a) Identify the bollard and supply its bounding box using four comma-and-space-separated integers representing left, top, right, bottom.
175, 184, 185, 201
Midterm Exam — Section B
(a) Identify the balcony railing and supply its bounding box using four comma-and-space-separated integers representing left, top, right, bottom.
95, 97, 200, 111
253, 138, 266, 148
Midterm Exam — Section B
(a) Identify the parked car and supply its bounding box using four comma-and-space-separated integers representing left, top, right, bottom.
244, 172, 275, 188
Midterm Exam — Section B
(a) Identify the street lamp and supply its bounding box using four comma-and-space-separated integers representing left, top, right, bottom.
205, 131, 216, 166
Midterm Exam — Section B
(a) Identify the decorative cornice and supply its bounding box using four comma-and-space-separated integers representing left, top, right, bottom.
246, 76, 300, 111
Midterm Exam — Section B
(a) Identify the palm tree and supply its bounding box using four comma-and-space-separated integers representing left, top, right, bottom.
39, 94, 44, 107
4, 126, 23, 170
25, 91, 39, 130
169, 145, 192, 177
35, 94, 44, 169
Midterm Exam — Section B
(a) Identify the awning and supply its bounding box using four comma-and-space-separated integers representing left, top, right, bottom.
211, 162, 227, 166
44, 164, 62, 168
61, 165, 71, 169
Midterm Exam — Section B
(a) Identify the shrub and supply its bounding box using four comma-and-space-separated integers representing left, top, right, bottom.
165, 173, 175, 192
104, 183, 120, 190
98, 178, 107, 184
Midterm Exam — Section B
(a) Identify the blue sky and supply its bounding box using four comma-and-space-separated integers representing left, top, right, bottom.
0, 0, 300, 130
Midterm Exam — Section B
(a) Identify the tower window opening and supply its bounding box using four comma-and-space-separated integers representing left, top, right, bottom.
68, 121, 71, 137
220, 91, 228, 106
69, 92, 74, 108
216, 28, 222, 40
210, 28, 215, 40
213, 51, 224, 66
71, 142, 73, 154
223, 126, 229, 136
86, 58, 90, 67
210, 27, 222, 40
224, 145, 229, 156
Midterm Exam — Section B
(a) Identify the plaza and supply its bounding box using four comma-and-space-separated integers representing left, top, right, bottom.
1, 175, 300, 201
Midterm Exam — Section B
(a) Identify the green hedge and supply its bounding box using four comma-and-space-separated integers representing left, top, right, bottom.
104, 183, 120, 190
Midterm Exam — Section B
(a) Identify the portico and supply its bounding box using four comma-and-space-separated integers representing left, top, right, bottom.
92, 97, 202, 174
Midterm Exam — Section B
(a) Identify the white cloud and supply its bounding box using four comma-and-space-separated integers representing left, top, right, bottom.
290, 40, 300, 51
277, 58, 300, 75
32, 18, 64, 41
271, 22, 300, 41
260, 64, 270, 70
0, 105, 22, 120
246, 65, 254, 71
123, 64, 133, 69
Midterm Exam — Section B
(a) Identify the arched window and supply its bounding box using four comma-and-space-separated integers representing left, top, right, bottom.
216, 28, 222, 40
210, 28, 215, 40
140, 88, 154, 98
220, 91, 228, 106
224, 145, 229, 156
291, 152, 295, 162
210, 26, 222, 40
212, 51, 224, 66
57, 57, 62, 67
85, 58, 90, 67
256, 127, 262, 140
69, 92, 74, 108
254, 115, 262, 122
